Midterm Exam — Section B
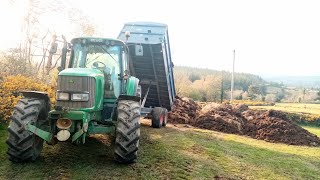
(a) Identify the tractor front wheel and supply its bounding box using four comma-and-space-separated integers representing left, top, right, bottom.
6, 98, 48, 163
114, 100, 141, 163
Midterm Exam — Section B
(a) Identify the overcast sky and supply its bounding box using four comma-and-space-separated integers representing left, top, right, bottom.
1, 0, 320, 76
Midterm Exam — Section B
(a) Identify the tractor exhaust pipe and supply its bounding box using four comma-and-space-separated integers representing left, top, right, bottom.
58, 35, 68, 72
56, 118, 72, 129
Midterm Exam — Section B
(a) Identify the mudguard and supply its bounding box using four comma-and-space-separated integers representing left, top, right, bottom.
126, 77, 140, 97
119, 77, 140, 102
20, 91, 51, 113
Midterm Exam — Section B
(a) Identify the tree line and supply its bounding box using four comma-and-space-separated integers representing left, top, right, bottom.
173, 66, 320, 103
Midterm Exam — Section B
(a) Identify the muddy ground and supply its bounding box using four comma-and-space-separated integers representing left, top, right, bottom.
168, 96, 320, 146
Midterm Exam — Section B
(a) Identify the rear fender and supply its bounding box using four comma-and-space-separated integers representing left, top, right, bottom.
20, 91, 51, 116
118, 77, 140, 102
126, 77, 140, 97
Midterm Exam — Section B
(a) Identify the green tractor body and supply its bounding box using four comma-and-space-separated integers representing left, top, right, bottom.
7, 37, 141, 163
6, 22, 175, 163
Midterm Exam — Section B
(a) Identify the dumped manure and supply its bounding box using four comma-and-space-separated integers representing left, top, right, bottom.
168, 97, 320, 146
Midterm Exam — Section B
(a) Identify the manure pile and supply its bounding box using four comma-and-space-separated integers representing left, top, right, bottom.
168, 97, 320, 146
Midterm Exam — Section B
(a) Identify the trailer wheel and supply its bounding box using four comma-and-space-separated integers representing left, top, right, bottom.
6, 98, 48, 163
162, 108, 168, 127
114, 100, 141, 163
151, 107, 163, 128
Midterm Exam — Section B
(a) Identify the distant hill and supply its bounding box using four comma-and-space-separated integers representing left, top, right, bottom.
262, 76, 320, 88
174, 66, 265, 91
173, 66, 268, 101
173, 66, 319, 103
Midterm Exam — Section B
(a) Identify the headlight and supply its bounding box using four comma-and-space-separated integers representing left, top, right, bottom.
71, 93, 89, 101
57, 92, 69, 101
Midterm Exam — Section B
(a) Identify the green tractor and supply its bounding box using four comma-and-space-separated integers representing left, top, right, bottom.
6, 22, 175, 164
6, 37, 142, 163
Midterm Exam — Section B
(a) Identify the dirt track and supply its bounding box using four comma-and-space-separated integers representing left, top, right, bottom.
169, 96, 320, 146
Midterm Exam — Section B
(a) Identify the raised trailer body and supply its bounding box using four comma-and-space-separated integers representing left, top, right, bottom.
118, 22, 176, 116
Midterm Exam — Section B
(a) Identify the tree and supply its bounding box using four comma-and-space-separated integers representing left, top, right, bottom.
265, 94, 277, 103
67, 7, 97, 37
236, 94, 243, 100
275, 88, 285, 102
188, 73, 200, 83
315, 90, 320, 101
0, 49, 37, 77
5, 0, 98, 80
302, 88, 307, 101
242, 91, 249, 100
248, 85, 260, 100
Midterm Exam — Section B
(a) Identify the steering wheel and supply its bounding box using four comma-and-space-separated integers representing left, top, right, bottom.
92, 61, 106, 71
92, 61, 112, 75
92, 61, 106, 68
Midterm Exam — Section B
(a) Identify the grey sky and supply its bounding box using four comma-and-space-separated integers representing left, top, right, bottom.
1, 0, 320, 76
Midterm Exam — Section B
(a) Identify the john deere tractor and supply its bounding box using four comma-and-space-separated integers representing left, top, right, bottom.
6, 37, 142, 163
6, 22, 175, 164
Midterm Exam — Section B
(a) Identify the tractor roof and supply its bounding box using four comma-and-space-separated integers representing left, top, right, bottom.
71, 37, 125, 45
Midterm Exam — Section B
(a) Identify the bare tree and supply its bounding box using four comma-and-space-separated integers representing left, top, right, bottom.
4, 0, 98, 78
67, 7, 96, 36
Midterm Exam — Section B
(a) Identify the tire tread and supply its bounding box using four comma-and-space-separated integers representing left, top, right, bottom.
6, 98, 47, 163
114, 100, 141, 163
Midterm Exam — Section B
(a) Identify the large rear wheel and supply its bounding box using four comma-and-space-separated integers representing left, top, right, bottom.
162, 108, 168, 127
151, 107, 164, 128
114, 100, 141, 163
6, 98, 48, 163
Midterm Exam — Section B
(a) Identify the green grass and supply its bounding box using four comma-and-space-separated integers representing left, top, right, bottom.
302, 125, 320, 137
250, 103, 320, 115
250, 103, 320, 122
1, 121, 320, 179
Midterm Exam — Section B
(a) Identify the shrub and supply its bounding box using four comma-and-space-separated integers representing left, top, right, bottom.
0, 75, 56, 122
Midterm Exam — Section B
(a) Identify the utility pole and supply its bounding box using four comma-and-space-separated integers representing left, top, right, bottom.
231, 50, 235, 103
220, 71, 224, 103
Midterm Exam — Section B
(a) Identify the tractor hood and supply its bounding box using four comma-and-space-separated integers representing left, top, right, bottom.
59, 68, 104, 78
57, 68, 105, 111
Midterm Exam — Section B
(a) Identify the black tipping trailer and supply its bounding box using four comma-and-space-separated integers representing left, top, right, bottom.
118, 22, 176, 128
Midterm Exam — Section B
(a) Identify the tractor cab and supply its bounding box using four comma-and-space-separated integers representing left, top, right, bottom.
68, 38, 128, 99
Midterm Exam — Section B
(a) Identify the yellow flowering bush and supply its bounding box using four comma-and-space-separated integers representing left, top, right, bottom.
0, 75, 56, 122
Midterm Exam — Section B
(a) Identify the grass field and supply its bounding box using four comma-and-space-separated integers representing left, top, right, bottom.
250, 103, 320, 122
250, 103, 320, 114
302, 126, 320, 137
1, 120, 320, 179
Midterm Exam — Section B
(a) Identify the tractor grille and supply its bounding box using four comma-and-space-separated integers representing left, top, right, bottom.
56, 75, 96, 109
